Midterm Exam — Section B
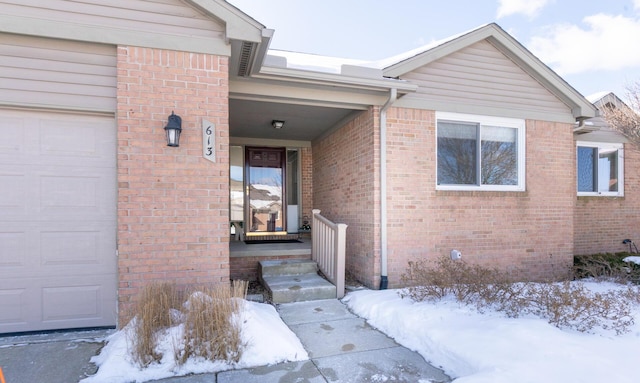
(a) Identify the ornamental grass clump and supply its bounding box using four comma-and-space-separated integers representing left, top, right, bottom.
178, 281, 248, 365
128, 280, 248, 368
129, 282, 181, 367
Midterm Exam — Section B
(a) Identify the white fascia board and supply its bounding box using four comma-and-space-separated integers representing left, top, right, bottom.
230, 80, 390, 109
249, 29, 275, 76
0, 14, 230, 55
574, 130, 628, 143
258, 66, 418, 93
187, 0, 264, 43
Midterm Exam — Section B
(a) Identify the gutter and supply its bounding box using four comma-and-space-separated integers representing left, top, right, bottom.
379, 88, 397, 290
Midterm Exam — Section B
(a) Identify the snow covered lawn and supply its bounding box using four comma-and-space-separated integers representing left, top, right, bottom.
344, 281, 640, 383
82, 281, 639, 383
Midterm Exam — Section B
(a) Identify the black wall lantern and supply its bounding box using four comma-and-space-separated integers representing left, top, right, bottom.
164, 112, 182, 147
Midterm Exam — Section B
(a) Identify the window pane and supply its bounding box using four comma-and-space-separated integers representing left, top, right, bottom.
598, 148, 618, 192
577, 146, 596, 192
437, 122, 477, 185
230, 146, 244, 221
481, 126, 517, 185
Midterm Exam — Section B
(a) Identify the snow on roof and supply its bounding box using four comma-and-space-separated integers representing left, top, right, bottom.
374, 25, 488, 69
586, 91, 613, 103
266, 50, 375, 74
265, 24, 489, 76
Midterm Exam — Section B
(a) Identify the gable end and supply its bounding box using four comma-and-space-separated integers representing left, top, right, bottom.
395, 40, 576, 123
0, 0, 264, 55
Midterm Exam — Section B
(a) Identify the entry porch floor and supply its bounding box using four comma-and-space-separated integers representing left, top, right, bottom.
229, 236, 311, 257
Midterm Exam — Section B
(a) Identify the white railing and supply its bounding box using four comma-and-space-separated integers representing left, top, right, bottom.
312, 209, 348, 299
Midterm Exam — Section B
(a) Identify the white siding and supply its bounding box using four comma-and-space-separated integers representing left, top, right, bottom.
1, 0, 224, 40
397, 40, 573, 121
0, 34, 116, 112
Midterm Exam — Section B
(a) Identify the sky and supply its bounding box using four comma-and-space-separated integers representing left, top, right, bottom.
228, 0, 640, 101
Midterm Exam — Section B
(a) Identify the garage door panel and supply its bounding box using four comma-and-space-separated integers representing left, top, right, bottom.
41, 230, 102, 266
38, 116, 116, 163
43, 285, 102, 321
0, 169, 114, 220
0, 222, 116, 278
0, 109, 116, 333
0, 112, 115, 167
0, 275, 116, 333
0, 288, 29, 327
0, 231, 27, 267
38, 171, 115, 218
39, 223, 117, 270
0, 173, 27, 214
40, 174, 101, 212
41, 275, 117, 330
0, 115, 26, 155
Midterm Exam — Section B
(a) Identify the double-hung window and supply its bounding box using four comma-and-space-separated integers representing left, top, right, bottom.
576, 141, 624, 196
436, 112, 525, 191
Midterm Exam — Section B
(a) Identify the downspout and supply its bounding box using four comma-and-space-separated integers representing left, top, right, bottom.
379, 88, 397, 290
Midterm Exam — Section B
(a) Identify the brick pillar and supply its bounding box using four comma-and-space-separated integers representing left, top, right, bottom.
116, 46, 230, 324
301, 146, 313, 227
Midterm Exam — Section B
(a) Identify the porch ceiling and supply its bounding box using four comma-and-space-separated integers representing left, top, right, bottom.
229, 98, 359, 141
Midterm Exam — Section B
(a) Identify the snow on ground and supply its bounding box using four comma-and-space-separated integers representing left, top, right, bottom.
624, 256, 640, 265
344, 281, 640, 383
82, 281, 639, 383
80, 300, 307, 383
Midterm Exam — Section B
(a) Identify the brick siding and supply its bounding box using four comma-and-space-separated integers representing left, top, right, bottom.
116, 46, 230, 323
385, 110, 576, 285
301, 146, 314, 229
313, 108, 381, 288
574, 145, 640, 254
312, 107, 577, 288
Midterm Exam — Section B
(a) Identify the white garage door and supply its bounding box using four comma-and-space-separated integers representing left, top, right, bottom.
0, 109, 117, 333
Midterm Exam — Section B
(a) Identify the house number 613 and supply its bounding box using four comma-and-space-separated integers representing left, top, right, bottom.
202, 119, 216, 163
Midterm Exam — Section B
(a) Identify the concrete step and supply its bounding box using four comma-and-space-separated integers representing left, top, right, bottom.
259, 259, 318, 277
262, 273, 337, 304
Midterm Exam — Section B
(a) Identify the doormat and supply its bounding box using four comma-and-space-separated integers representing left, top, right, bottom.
244, 239, 303, 244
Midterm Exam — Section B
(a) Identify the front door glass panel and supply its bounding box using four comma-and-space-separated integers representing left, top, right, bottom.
246, 147, 286, 234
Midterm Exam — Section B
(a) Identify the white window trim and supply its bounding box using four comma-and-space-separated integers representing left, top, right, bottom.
436, 112, 526, 192
576, 141, 624, 197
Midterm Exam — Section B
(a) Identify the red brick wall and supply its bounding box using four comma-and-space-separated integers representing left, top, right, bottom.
116, 46, 230, 323
312, 109, 380, 288
384, 109, 576, 285
574, 145, 640, 254
301, 146, 313, 227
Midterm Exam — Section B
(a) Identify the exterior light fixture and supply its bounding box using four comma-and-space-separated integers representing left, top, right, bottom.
272, 120, 285, 129
164, 112, 182, 147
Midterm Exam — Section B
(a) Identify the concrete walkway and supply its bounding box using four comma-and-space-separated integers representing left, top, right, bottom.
0, 299, 450, 383
214, 299, 451, 383
0, 329, 109, 383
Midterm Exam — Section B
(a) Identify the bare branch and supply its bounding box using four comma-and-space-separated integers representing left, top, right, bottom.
602, 85, 640, 150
